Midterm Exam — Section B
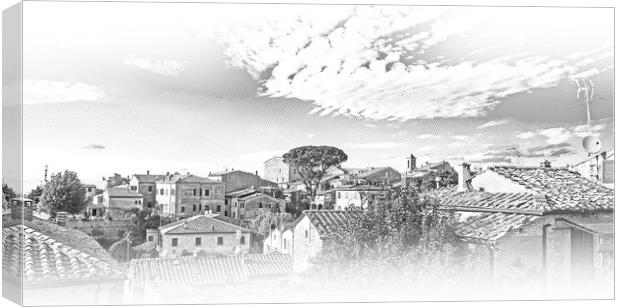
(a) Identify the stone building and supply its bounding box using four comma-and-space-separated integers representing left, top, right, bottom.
208, 169, 278, 193
264, 156, 301, 185
156, 173, 225, 217
129, 171, 165, 210
333, 185, 388, 211
431, 163, 614, 298
401, 154, 456, 190
102, 186, 143, 218
263, 225, 293, 254
156, 213, 253, 257
571, 150, 614, 188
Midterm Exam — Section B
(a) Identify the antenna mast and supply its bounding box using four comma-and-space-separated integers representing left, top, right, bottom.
574, 79, 595, 134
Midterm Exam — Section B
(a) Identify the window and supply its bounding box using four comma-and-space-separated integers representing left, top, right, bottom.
148, 235, 153, 242
160, 189, 164, 195
232, 212, 236, 218
147, 201, 152, 208
205, 189, 210, 196
337, 192, 341, 198
216, 205, 221, 212
193, 204, 197, 212
217, 237, 224, 245
225, 210, 228, 216
193, 188, 197, 196
305, 230, 308, 238
171, 189, 175, 194
206, 205, 210, 211
283, 239, 287, 249
148, 186, 153, 192
240, 215, 244, 220
181, 206, 186, 213
259, 202, 263, 208
171, 238, 178, 247
195, 237, 201, 246
225, 199, 228, 205
130, 186, 137, 191
199, 204, 202, 211
240, 236, 246, 245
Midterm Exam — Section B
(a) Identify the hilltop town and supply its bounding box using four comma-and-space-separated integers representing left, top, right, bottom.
1, 147, 614, 304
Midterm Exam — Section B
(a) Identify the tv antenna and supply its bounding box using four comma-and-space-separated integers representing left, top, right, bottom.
574, 79, 602, 155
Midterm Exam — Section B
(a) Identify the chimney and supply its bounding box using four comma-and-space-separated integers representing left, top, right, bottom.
540, 160, 552, 168
255, 170, 258, 176
456, 163, 472, 192
11, 198, 33, 222
407, 154, 417, 172
146, 170, 150, 175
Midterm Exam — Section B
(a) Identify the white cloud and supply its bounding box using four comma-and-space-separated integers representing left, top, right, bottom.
236, 150, 284, 162
515, 131, 537, 139
538, 127, 573, 144
450, 135, 470, 141
345, 141, 410, 149
124, 57, 188, 76
573, 123, 606, 138
211, 7, 611, 121
306, 133, 315, 138
477, 119, 508, 129
447, 141, 467, 148
418, 134, 441, 140
23, 80, 106, 104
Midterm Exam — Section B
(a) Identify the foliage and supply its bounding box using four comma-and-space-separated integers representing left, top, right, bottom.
27, 186, 44, 203
108, 237, 136, 262
2, 182, 16, 203
302, 187, 486, 297
248, 210, 294, 238
283, 146, 347, 206
40, 170, 87, 218
106, 173, 129, 187
411, 169, 458, 192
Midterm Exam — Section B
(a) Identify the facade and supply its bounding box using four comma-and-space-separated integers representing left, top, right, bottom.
263, 226, 293, 254
264, 156, 301, 185
156, 173, 226, 217
333, 185, 388, 211
129, 172, 165, 210
2, 200, 125, 305
432, 163, 615, 297
291, 210, 362, 272
208, 169, 278, 193
157, 213, 253, 257
103, 186, 143, 217
402, 154, 456, 190
226, 188, 285, 220
571, 150, 614, 188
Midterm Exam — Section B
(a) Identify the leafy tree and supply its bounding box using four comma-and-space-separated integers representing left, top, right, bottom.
109, 236, 136, 262
40, 170, 87, 218
27, 186, 44, 203
106, 173, 129, 188
248, 210, 293, 238
283, 146, 347, 209
2, 181, 16, 203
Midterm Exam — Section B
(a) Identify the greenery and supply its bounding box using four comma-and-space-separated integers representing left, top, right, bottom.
248, 210, 294, 238
27, 186, 44, 204
283, 145, 348, 210
303, 187, 486, 297
40, 170, 88, 218
2, 182, 17, 203
410, 169, 458, 192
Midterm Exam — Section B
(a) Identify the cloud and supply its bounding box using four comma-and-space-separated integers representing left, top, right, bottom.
307, 133, 315, 138
538, 127, 573, 144
418, 134, 441, 140
24, 80, 106, 104
450, 135, 470, 141
573, 123, 606, 138
124, 57, 188, 76
237, 150, 285, 162
82, 144, 106, 150
212, 7, 611, 121
477, 119, 508, 129
515, 131, 537, 139
345, 141, 410, 149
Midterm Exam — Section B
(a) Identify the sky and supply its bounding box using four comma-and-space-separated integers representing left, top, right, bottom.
19, 2, 614, 190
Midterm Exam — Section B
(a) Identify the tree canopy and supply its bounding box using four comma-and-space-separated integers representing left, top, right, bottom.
2, 182, 17, 203
40, 170, 87, 218
283, 145, 347, 209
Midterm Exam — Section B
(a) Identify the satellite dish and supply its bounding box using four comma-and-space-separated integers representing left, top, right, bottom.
583, 135, 603, 154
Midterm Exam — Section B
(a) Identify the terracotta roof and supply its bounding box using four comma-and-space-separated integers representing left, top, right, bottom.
132, 174, 165, 183
158, 174, 221, 184
2, 225, 125, 286
128, 256, 247, 288
334, 185, 387, 192
454, 212, 541, 243
226, 188, 258, 198
430, 191, 546, 215
106, 187, 143, 198
294, 210, 363, 239
244, 253, 292, 277
129, 254, 292, 288
160, 215, 252, 235
488, 166, 614, 212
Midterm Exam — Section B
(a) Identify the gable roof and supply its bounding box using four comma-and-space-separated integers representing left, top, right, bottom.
160, 215, 252, 235
486, 166, 614, 213
3, 225, 125, 286
158, 174, 221, 184
454, 212, 542, 244
293, 210, 363, 239
226, 188, 258, 198
106, 187, 143, 198
429, 191, 547, 215
132, 174, 165, 183
244, 253, 293, 277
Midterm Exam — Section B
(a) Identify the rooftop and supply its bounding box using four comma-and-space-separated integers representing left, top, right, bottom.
2, 225, 124, 286
106, 187, 143, 198
132, 174, 166, 183
454, 212, 541, 244
294, 210, 363, 239
160, 214, 252, 235
487, 166, 614, 213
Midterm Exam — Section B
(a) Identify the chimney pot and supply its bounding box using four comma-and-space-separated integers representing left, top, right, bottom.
11, 199, 34, 222
147, 170, 150, 175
